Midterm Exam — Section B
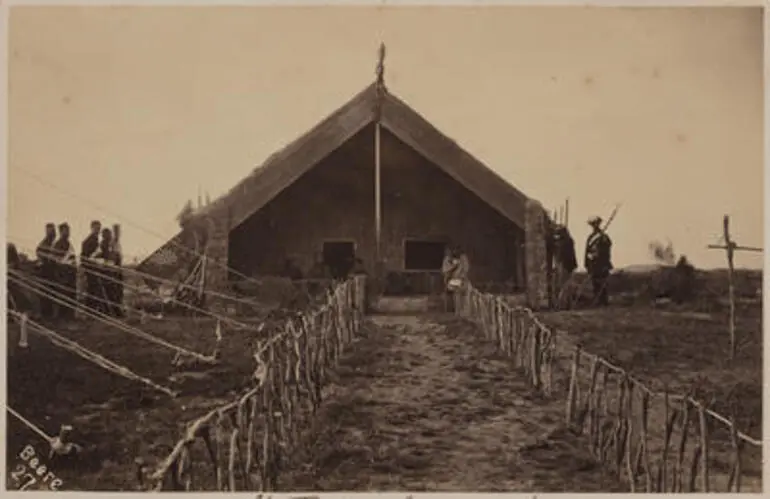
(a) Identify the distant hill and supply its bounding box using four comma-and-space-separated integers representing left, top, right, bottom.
617, 264, 762, 276
619, 264, 663, 274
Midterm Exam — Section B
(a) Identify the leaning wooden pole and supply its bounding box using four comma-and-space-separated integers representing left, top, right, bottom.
564, 197, 570, 229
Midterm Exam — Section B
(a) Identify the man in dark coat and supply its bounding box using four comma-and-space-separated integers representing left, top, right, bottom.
52, 222, 77, 320
111, 224, 124, 317
36, 223, 57, 319
94, 227, 117, 316
584, 216, 613, 306
550, 223, 578, 307
554, 225, 578, 274
80, 220, 101, 312
7, 243, 26, 313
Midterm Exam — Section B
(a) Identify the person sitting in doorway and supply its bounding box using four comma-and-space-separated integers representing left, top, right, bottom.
339, 255, 356, 280
441, 245, 458, 312
307, 252, 331, 280
451, 246, 470, 290
281, 257, 304, 281
351, 257, 367, 276
306, 252, 332, 295
447, 245, 471, 313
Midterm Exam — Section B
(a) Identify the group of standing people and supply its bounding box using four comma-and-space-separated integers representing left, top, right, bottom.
548, 215, 613, 307
31, 220, 124, 320
272, 220, 609, 312
33, 222, 77, 320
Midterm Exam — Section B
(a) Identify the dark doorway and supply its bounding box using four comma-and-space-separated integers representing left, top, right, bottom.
323, 241, 355, 279
404, 240, 447, 271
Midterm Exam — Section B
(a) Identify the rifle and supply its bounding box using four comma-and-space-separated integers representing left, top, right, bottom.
602, 203, 622, 231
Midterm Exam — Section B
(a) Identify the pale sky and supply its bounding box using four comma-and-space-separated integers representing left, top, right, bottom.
6, 6, 764, 269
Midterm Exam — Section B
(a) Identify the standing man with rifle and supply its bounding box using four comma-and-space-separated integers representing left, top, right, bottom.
584, 215, 613, 306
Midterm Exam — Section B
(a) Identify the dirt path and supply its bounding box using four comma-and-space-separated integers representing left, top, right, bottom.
281, 315, 624, 492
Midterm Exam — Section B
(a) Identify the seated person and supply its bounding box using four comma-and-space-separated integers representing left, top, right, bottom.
280, 257, 304, 281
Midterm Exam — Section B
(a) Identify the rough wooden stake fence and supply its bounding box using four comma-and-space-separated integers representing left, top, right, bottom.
455, 285, 762, 493
145, 276, 366, 491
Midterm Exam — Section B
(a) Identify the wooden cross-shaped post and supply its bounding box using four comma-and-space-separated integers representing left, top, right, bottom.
706, 215, 763, 361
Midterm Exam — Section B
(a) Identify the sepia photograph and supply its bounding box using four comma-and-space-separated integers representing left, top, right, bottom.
4, 3, 764, 493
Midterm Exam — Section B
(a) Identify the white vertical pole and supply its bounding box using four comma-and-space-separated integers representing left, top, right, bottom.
375, 123, 382, 263
565, 198, 570, 229
19, 313, 29, 348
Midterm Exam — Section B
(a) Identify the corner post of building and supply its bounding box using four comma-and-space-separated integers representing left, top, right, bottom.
525, 199, 550, 310
204, 210, 231, 314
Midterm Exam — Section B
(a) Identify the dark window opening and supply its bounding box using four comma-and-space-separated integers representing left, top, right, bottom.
323, 241, 356, 279
404, 240, 446, 271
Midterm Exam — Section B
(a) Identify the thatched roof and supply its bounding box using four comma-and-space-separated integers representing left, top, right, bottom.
139, 82, 532, 271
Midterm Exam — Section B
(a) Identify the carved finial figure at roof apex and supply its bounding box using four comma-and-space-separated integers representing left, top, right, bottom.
376, 42, 386, 90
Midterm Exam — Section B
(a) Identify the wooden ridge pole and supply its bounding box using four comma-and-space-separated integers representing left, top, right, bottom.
373, 43, 386, 282
375, 123, 382, 263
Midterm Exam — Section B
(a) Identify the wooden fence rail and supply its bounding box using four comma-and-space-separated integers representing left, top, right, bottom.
455, 285, 762, 493
144, 276, 367, 491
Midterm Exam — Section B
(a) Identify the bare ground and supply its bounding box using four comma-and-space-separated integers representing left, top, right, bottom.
5, 316, 271, 490
538, 306, 763, 491
538, 307, 762, 439
280, 314, 624, 492
7, 304, 760, 491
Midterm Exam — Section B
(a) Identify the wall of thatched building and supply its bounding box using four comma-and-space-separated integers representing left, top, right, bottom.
227, 126, 375, 278
524, 200, 551, 310
225, 124, 524, 288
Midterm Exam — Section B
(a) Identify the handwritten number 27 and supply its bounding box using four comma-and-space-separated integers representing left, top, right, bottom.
10, 464, 25, 482
19, 473, 38, 490
10, 465, 38, 490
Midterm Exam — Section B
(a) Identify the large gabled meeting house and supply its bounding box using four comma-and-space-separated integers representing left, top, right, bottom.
139, 66, 552, 310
